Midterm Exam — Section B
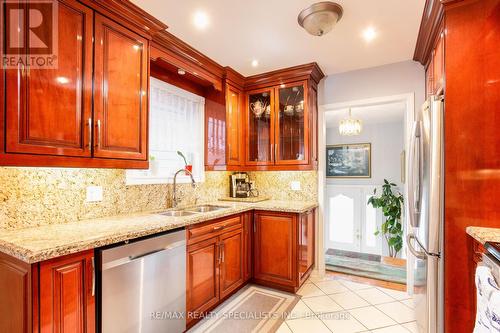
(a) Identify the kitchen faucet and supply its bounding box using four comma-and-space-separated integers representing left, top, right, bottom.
172, 168, 196, 207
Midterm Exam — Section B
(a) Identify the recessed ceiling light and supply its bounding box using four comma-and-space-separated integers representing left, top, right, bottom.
362, 26, 377, 42
193, 11, 209, 30
251, 59, 259, 67
177, 68, 186, 75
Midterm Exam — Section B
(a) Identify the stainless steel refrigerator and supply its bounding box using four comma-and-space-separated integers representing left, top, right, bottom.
407, 95, 444, 333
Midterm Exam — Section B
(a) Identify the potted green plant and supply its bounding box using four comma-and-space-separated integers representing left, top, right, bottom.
367, 179, 404, 258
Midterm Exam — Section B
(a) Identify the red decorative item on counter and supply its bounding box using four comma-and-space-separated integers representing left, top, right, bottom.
185, 165, 193, 175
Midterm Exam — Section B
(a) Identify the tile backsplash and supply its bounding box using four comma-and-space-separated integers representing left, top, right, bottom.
0, 167, 317, 230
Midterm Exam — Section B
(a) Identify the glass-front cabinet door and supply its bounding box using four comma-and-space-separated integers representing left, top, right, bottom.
275, 82, 308, 164
246, 88, 274, 164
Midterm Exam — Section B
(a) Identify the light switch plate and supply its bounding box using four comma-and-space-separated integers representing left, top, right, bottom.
290, 181, 301, 191
86, 186, 103, 202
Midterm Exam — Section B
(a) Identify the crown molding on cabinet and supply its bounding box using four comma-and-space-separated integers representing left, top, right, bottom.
413, 0, 445, 67
244, 63, 325, 90
79, 0, 167, 38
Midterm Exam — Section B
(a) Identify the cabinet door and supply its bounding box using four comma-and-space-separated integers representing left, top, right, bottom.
5, 0, 93, 157
246, 88, 275, 165
187, 237, 220, 322
219, 229, 244, 299
226, 84, 244, 166
94, 14, 148, 160
253, 211, 297, 287
299, 209, 315, 284
275, 82, 309, 165
39, 250, 95, 333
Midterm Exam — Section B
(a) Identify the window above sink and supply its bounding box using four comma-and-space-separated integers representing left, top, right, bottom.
126, 78, 205, 185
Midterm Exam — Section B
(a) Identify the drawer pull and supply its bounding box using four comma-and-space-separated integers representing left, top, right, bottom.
213, 225, 225, 231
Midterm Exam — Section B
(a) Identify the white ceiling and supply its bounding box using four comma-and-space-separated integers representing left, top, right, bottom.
325, 102, 405, 128
132, 0, 425, 76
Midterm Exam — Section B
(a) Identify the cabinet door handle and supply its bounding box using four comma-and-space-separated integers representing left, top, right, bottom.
270, 144, 273, 162
221, 243, 225, 263
91, 257, 95, 297
96, 120, 101, 148
218, 243, 222, 264
87, 118, 92, 149
274, 143, 277, 162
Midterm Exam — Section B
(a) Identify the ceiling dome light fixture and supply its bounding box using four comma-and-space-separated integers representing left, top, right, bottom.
339, 108, 362, 136
298, 2, 343, 36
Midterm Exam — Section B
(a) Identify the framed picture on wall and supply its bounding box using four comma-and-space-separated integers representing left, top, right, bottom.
326, 143, 371, 178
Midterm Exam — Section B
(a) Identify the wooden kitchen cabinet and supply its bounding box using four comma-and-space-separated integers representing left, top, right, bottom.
253, 209, 315, 292
246, 83, 310, 166
299, 209, 315, 284
242, 63, 323, 170
246, 87, 275, 165
0, 250, 95, 333
1, 0, 154, 168
226, 84, 244, 166
5, 0, 94, 157
253, 211, 297, 289
186, 213, 248, 326
219, 228, 244, 299
186, 236, 220, 321
275, 82, 309, 165
93, 13, 149, 160
39, 250, 95, 333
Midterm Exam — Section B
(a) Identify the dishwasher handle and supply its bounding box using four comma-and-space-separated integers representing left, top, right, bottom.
102, 239, 186, 270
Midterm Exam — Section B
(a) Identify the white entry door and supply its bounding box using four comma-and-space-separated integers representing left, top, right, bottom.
325, 185, 383, 255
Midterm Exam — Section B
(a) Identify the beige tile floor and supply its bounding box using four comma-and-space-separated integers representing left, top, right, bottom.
278, 275, 418, 333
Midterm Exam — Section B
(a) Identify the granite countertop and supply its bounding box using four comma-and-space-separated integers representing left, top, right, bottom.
466, 226, 500, 244
0, 200, 317, 264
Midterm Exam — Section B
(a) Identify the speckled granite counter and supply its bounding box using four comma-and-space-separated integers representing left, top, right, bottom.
0, 200, 317, 264
466, 226, 500, 244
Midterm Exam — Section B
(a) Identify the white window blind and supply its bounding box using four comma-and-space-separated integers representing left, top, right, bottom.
126, 77, 205, 185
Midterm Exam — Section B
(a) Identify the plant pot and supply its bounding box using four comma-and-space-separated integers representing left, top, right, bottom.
185, 165, 192, 175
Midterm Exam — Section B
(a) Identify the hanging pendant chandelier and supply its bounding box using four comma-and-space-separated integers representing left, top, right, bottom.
339, 108, 362, 136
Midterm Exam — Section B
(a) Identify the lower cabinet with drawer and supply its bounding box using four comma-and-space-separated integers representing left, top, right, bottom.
253, 209, 315, 293
186, 213, 249, 327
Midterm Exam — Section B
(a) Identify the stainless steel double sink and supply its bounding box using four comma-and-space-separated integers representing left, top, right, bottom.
159, 204, 229, 217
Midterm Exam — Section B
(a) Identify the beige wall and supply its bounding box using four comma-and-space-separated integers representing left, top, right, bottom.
0, 168, 317, 230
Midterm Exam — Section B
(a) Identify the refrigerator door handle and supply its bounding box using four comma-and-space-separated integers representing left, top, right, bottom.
407, 121, 422, 228
407, 233, 440, 259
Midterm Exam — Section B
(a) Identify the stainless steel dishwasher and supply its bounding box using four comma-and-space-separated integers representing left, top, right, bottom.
100, 229, 186, 333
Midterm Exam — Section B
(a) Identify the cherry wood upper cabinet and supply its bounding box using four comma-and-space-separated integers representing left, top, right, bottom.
275, 82, 309, 165
219, 228, 244, 299
39, 250, 95, 333
226, 84, 244, 166
246, 87, 275, 166
93, 14, 148, 160
5, 0, 94, 157
186, 237, 220, 324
